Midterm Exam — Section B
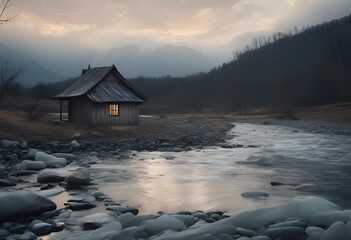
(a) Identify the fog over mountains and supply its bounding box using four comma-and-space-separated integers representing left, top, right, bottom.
0, 42, 231, 86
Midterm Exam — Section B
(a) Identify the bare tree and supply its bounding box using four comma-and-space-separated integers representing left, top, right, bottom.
0, 62, 24, 106
0, 0, 17, 24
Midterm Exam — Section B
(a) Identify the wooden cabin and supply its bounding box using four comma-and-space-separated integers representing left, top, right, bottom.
55, 65, 146, 126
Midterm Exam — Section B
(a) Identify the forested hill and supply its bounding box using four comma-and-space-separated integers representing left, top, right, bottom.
130, 14, 351, 113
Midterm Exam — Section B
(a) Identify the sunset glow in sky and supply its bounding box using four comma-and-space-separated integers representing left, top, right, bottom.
2, 0, 351, 52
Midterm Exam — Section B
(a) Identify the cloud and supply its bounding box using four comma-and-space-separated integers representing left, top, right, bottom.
2, 0, 350, 53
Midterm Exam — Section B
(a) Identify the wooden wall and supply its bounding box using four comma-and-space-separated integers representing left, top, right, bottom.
92, 102, 140, 126
71, 95, 93, 125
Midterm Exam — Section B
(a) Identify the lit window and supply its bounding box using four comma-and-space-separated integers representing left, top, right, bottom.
109, 104, 119, 116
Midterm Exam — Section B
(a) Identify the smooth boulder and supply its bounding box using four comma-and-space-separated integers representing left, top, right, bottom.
35, 151, 67, 168
37, 170, 65, 183
19, 160, 46, 170
65, 168, 91, 186
0, 191, 56, 219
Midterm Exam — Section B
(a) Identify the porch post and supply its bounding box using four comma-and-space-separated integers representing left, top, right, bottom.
68, 100, 72, 121
60, 99, 63, 121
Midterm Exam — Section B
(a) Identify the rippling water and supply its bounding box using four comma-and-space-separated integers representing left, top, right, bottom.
84, 121, 351, 214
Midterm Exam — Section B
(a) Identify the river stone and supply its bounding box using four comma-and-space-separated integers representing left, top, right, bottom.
18, 231, 37, 240
0, 229, 9, 238
58, 210, 71, 219
65, 201, 96, 210
236, 227, 255, 237
10, 224, 27, 233
193, 212, 208, 220
65, 168, 91, 186
20, 142, 28, 149
71, 140, 80, 147
262, 226, 305, 240
321, 221, 351, 240
173, 215, 198, 227
115, 212, 136, 228
81, 213, 114, 225
269, 219, 307, 229
86, 221, 122, 240
122, 207, 139, 216
252, 236, 271, 240
1, 139, 20, 147
305, 226, 325, 236
37, 170, 65, 183
241, 191, 269, 199
145, 215, 186, 236
0, 190, 56, 219
271, 181, 284, 186
14, 170, 36, 176
35, 151, 67, 168
21, 160, 46, 170
27, 149, 38, 159
0, 178, 16, 187
31, 222, 52, 236
310, 210, 351, 226
53, 153, 78, 162
82, 221, 102, 230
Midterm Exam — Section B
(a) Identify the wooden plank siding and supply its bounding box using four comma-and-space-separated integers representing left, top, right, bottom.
70, 95, 94, 125
92, 102, 140, 126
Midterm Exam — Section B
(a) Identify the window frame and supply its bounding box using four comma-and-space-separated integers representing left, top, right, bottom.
109, 104, 119, 116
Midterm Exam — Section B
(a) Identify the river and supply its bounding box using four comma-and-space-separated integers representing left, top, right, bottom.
68, 121, 351, 215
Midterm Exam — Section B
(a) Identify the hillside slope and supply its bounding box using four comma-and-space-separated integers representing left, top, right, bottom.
131, 14, 351, 112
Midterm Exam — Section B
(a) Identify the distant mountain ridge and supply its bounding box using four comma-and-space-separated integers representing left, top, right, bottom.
0, 43, 63, 86
0, 42, 231, 85
91, 43, 231, 78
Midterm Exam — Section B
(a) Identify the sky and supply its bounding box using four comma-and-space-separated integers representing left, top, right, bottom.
1, 0, 351, 53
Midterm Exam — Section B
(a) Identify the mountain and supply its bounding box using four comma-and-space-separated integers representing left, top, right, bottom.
130, 14, 351, 112
93, 43, 231, 78
0, 43, 63, 86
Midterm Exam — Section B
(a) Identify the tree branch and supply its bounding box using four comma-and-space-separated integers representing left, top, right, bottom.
0, 0, 18, 24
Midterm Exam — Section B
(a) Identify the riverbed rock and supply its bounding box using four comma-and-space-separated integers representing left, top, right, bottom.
20, 160, 46, 170
153, 197, 339, 240
1, 139, 20, 147
145, 215, 186, 236
65, 200, 96, 210
18, 231, 37, 240
37, 170, 65, 183
53, 153, 78, 162
321, 221, 351, 240
30, 222, 52, 236
71, 140, 80, 147
65, 168, 91, 186
35, 151, 67, 168
268, 219, 307, 229
0, 178, 16, 187
115, 212, 136, 228
27, 149, 38, 159
241, 191, 269, 199
20, 142, 28, 149
262, 226, 305, 240
81, 213, 114, 226
86, 221, 122, 240
305, 226, 325, 236
310, 209, 351, 226
0, 191, 56, 219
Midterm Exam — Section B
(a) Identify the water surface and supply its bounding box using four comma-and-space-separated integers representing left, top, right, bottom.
85, 122, 351, 214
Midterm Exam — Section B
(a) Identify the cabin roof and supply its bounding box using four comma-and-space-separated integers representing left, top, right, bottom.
55, 65, 146, 102
87, 79, 144, 103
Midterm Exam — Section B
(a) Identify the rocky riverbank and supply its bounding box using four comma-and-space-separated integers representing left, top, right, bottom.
1, 119, 351, 240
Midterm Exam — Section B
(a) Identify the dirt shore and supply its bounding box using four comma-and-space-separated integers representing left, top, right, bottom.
0, 102, 350, 143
